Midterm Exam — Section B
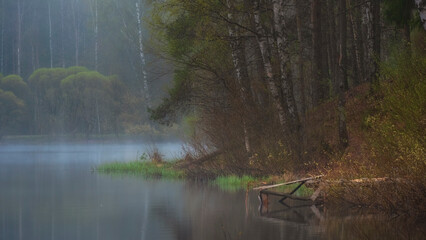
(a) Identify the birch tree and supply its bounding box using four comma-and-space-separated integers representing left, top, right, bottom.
48, 1, 53, 68
416, 0, 426, 30
226, 0, 253, 155
338, 0, 349, 148
16, 0, 23, 75
253, 0, 288, 137
136, 1, 151, 108
272, 0, 301, 137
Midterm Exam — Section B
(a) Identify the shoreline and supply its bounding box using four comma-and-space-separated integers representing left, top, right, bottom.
96, 159, 425, 218
0, 134, 183, 144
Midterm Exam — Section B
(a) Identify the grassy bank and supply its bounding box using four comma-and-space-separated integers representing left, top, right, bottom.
97, 159, 315, 195
211, 175, 315, 195
97, 161, 184, 179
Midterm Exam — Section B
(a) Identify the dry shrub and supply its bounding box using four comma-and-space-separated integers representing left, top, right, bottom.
324, 47, 426, 215
148, 146, 164, 164
179, 100, 300, 177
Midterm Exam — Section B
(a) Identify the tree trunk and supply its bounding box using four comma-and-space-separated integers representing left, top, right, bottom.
338, 0, 349, 148
1, 0, 4, 74
348, 0, 360, 86
295, 0, 306, 118
48, 2, 53, 68
251, 36, 268, 107
94, 0, 98, 70
371, 0, 381, 85
362, 1, 374, 82
326, 0, 339, 96
136, 2, 151, 108
60, 0, 65, 68
312, 0, 320, 105
272, 0, 301, 138
253, 0, 289, 138
72, 0, 79, 66
226, 0, 253, 155
311, 0, 328, 105
415, 0, 426, 31
353, 0, 365, 83
17, 0, 22, 76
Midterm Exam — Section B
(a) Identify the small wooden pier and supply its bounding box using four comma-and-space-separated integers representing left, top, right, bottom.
253, 175, 324, 212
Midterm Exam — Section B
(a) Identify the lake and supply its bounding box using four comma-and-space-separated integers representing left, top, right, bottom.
0, 142, 423, 240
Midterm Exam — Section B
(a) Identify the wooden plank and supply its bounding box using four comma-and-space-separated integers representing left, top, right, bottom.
253, 175, 324, 190
310, 184, 323, 201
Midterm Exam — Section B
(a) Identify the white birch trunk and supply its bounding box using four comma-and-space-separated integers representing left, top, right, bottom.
226, 0, 252, 155
17, 0, 22, 75
253, 0, 288, 135
415, 0, 426, 31
48, 2, 53, 68
1, 0, 4, 73
136, 2, 151, 108
94, 0, 98, 70
60, 0, 65, 67
272, 0, 300, 133
72, 0, 80, 66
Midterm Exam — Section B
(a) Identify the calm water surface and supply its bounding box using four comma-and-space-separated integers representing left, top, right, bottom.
0, 142, 423, 240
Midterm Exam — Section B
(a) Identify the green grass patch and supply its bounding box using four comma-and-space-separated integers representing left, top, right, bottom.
97, 161, 184, 179
212, 175, 259, 192
212, 175, 315, 195
272, 183, 315, 197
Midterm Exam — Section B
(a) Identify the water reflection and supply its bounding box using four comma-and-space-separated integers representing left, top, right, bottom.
0, 143, 424, 240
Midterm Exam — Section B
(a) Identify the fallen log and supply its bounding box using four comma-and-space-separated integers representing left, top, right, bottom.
253, 175, 324, 191
176, 150, 223, 168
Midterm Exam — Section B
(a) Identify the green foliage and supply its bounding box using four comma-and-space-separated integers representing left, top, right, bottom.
165, 13, 197, 59
28, 67, 90, 134
61, 71, 113, 134
212, 175, 314, 195
149, 68, 193, 125
97, 161, 184, 179
367, 49, 426, 180
0, 89, 25, 137
272, 183, 315, 197
212, 175, 258, 192
383, 0, 414, 27
25, 67, 140, 136
0, 75, 30, 102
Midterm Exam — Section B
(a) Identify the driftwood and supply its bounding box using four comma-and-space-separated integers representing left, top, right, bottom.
253, 175, 324, 190
176, 150, 223, 168
176, 144, 244, 168
256, 175, 324, 211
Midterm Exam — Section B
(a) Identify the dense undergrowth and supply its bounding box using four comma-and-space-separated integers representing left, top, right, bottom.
324, 47, 426, 215
97, 46, 425, 214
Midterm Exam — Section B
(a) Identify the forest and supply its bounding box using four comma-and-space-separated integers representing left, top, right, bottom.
0, 0, 425, 229
0, 0, 175, 138
146, 0, 426, 212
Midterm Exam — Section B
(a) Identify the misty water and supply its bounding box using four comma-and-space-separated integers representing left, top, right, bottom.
0, 142, 423, 240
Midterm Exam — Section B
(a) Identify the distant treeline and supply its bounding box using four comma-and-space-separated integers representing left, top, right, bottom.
0, 67, 152, 138
148, 0, 426, 173
0, 0, 171, 111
